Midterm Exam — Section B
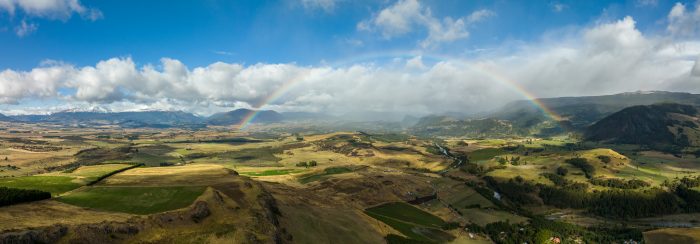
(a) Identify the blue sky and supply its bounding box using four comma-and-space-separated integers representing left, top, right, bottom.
1, 0, 700, 116
0, 0, 687, 69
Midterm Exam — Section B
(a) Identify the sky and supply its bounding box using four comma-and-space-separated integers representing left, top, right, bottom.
0, 0, 700, 117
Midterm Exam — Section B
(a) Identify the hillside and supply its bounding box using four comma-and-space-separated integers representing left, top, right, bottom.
206, 108, 282, 125
495, 91, 700, 129
585, 103, 700, 150
0, 113, 12, 122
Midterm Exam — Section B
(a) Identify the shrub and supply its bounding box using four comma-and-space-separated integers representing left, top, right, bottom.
556, 166, 568, 176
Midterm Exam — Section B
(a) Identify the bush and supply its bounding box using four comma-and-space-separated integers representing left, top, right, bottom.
597, 155, 612, 164
556, 166, 568, 176
296, 162, 308, 167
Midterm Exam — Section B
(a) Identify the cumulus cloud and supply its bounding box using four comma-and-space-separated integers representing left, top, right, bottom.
358, 0, 494, 48
0, 0, 101, 37
0, 0, 102, 20
667, 2, 700, 37
2, 12, 700, 117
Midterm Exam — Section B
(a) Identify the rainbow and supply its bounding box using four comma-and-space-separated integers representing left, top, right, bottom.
234, 53, 562, 130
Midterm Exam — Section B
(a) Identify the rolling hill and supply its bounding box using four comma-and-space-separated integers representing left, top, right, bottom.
495, 91, 700, 129
585, 103, 700, 150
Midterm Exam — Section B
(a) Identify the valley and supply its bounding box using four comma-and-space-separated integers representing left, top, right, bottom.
1, 94, 699, 243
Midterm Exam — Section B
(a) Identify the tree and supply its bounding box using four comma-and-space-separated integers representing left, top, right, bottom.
556, 166, 568, 176
308, 160, 317, 167
296, 162, 308, 167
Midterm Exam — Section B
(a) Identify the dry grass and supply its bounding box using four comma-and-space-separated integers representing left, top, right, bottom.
0, 200, 133, 231
99, 164, 238, 186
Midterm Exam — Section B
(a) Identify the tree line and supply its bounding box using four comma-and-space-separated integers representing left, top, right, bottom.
0, 187, 51, 207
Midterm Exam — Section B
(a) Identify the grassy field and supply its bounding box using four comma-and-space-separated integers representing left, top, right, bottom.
45, 163, 136, 184
364, 202, 451, 242
298, 166, 353, 184
58, 186, 206, 214
468, 148, 506, 162
0, 176, 80, 195
99, 164, 238, 186
644, 228, 700, 244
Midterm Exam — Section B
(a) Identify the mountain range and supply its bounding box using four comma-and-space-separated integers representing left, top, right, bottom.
2, 108, 328, 128
2, 91, 700, 145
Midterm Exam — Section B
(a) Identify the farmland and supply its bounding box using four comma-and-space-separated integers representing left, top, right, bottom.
0, 124, 697, 243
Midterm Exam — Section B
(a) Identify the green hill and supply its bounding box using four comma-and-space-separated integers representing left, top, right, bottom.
584, 103, 700, 151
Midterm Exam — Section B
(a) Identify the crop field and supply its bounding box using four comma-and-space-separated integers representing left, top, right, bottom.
58, 186, 206, 214
644, 228, 700, 244
364, 202, 452, 242
0, 176, 80, 195
99, 164, 238, 186
468, 148, 507, 162
44, 163, 135, 184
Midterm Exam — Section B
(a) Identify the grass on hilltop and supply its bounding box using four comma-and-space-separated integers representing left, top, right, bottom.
0, 176, 81, 196
58, 186, 205, 214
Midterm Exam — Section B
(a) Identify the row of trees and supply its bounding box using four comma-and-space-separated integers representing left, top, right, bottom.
295, 160, 318, 167
565, 158, 595, 178
589, 178, 650, 189
479, 218, 642, 244
490, 174, 685, 219
0, 187, 51, 207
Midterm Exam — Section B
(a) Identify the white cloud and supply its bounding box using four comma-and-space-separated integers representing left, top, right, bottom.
14, 19, 37, 37
0, 0, 101, 36
466, 9, 495, 23
667, 2, 700, 37
2, 12, 700, 117
405, 56, 426, 70
550, 3, 567, 13
359, 0, 494, 48
0, 0, 102, 20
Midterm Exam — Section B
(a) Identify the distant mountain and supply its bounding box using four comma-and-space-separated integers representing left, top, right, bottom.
585, 103, 700, 150
207, 109, 282, 125
10, 111, 204, 128
0, 113, 13, 122
495, 91, 700, 129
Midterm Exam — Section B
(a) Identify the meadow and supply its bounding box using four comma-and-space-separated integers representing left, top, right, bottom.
58, 186, 206, 214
